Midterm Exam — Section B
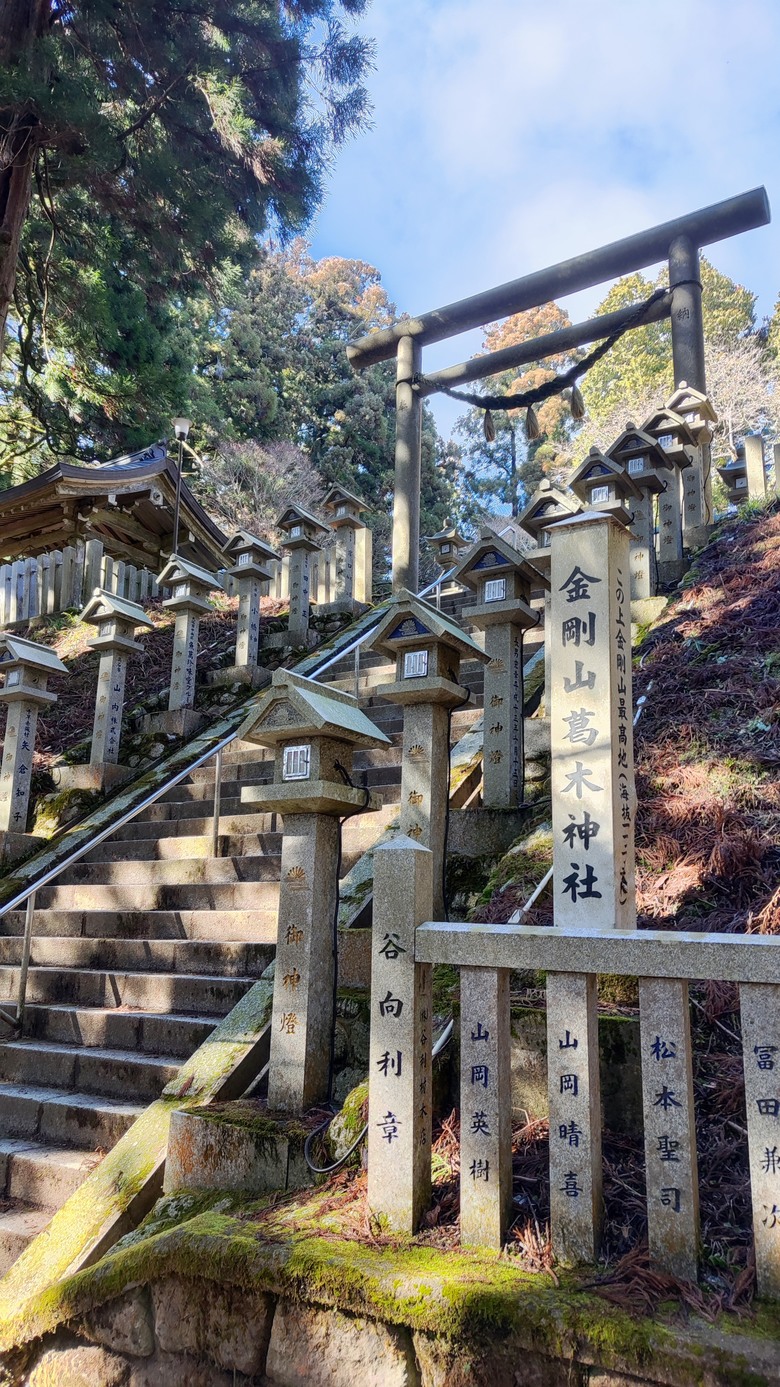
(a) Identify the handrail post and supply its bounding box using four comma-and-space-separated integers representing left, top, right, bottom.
211, 748, 223, 857
353, 643, 360, 700
17, 889, 36, 1036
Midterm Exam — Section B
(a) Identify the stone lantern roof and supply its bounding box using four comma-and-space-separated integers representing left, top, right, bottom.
239, 668, 390, 750
640, 408, 696, 468
222, 530, 278, 566
80, 588, 155, 631
0, 634, 68, 678
451, 527, 549, 593
369, 590, 486, 664
517, 479, 581, 542
665, 381, 718, 441
321, 485, 370, 527
606, 424, 669, 494
275, 504, 329, 547
568, 448, 642, 525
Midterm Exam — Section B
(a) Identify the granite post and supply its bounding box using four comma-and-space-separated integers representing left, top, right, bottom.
639, 977, 699, 1281
744, 435, 767, 500
367, 838, 433, 1233
547, 972, 602, 1265
550, 514, 636, 934
739, 983, 780, 1299
460, 965, 512, 1249
656, 473, 684, 583
154, 556, 218, 732
80, 591, 154, 777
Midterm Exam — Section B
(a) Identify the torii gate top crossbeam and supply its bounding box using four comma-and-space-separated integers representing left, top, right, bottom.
347, 187, 770, 370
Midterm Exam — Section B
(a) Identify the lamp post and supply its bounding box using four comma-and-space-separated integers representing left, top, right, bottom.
171, 417, 191, 557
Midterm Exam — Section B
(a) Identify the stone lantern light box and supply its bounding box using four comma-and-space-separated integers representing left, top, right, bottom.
321, 484, 367, 530
276, 504, 329, 552
451, 526, 549, 627
157, 554, 218, 614
568, 447, 642, 527
640, 407, 696, 470
426, 525, 469, 569
369, 589, 486, 705
0, 634, 66, 703
665, 382, 717, 445
717, 449, 749, 504
223, 529, 277, 581
606, 425, 670, 495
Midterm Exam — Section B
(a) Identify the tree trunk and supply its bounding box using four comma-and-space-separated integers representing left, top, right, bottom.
0, 0, 51, 365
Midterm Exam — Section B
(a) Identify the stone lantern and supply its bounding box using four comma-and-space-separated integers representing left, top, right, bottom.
0, 634, 67, 860
568, 447, 643, 527
606, 425, 669, 601
153, 554, 219, 735
321, 484, 373, 615
451, 528, 548, 808
368, 591, 488, 917
76, 589, 154, 788
717, 446, 750, 505
221, 529, 278, 683
239, 670, 389, 1113
641, 408, 696, 584
426, 525, 469, 571
271, 504, 329, 648
666, 381, 718, 544
517, 481, 582, 575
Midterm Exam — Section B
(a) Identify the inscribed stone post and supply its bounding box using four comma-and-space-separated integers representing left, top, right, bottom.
268, 813, 340, 1112
656, 475, 684, 577
482, 626, 523, 807
739, 983, 780, 1299
550, 514, 636, 934
0, 700, 38, 833
629, 492, 655, 601
170, 609, 200, 711
92, 649, 128, 765
681, 457, 705, 541
235, 573, 263, 667
638, 977, 699, 1282
399, 702, 450, 919
744, 435, 767, 500
288, 548, 311, 639
460, 965, 511, 1249
547, 972, 602, 1264
367, 838, 433, 1233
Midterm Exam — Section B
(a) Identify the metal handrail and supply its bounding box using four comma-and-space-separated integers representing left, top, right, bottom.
0, 571, 472, 1030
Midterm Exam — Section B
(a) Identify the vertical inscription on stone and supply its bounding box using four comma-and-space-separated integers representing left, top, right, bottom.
0, 701, 38, 832
459, 966, 512, 1249
639, 977, 699, 1282
367, 839, 433, 1233
546, 972, 602, 1264
551, 515, 636, 933
236, 577, 262, 667
170, 612, 200, 711
740, 982, 780, 1299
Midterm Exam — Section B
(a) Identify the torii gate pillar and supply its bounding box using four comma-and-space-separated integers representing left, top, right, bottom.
391, 336, 422, 594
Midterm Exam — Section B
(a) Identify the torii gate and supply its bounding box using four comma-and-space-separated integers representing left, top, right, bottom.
347, 187, 771, 593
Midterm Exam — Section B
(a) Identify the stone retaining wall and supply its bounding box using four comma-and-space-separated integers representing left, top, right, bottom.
11, 1272, 769, 1386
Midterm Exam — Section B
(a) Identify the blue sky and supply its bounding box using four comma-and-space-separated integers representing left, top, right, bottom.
307, 0, 780, 436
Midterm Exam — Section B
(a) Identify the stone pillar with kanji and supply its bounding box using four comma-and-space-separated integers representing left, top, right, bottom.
0, 635, 68, 862
267, 505, 329, 649
150, 555, 218, 738
517, 479, 582, 716
641, 408, 697, 584
79, 588, 154, 789
321, 484, 373, 616
452, 528, 548, 807
240, 670, 388, 1114
666, 382, 718, 547
220, 530, 277, 686
368, 591, 488, 919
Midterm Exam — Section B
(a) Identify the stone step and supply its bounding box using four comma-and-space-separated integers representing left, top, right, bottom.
20, 1004, 216, 1058
35, 880, 281, 911
0, 936, 274, 978
56, 855, 282, 887
81, 832, 283, 862
1, 1137, 101, 1208
112, 805, 396, 844
0, 1082, 144, 1147
0, 1039, 180, 1103
0, 966, 253, 1015
0, 1202, 51, 1277
1, 908, 278, 943
110, 811, 280, 840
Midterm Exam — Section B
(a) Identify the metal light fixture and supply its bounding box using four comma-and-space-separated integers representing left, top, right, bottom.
171, 417, 192, 555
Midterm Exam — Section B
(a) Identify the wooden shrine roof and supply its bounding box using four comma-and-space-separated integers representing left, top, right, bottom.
0, 445, 227, 567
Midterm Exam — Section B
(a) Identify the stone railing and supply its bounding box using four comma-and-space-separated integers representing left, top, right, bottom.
367, 837, 780, 1299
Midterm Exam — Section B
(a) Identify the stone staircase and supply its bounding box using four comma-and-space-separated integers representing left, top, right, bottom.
0, 639, 486, 1273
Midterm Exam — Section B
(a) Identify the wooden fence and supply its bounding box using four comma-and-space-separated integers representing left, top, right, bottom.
0, 539, 361, 628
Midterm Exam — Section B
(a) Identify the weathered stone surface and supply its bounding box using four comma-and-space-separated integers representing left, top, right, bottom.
83, 1288, 154, 1358
165, 1108, 311, 1196
28, 1341, 129, 1386
510, 1008, 642, 1136
412, 1333, 584, 1387
265, 1300, 418, 1386
125, 1352, 239, 1386
739, 981, 780, 1300
550, 514, 636, 935
459, 965, 511, 1249
547, 972, 602, 1266
152, 1274, 273, 1375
